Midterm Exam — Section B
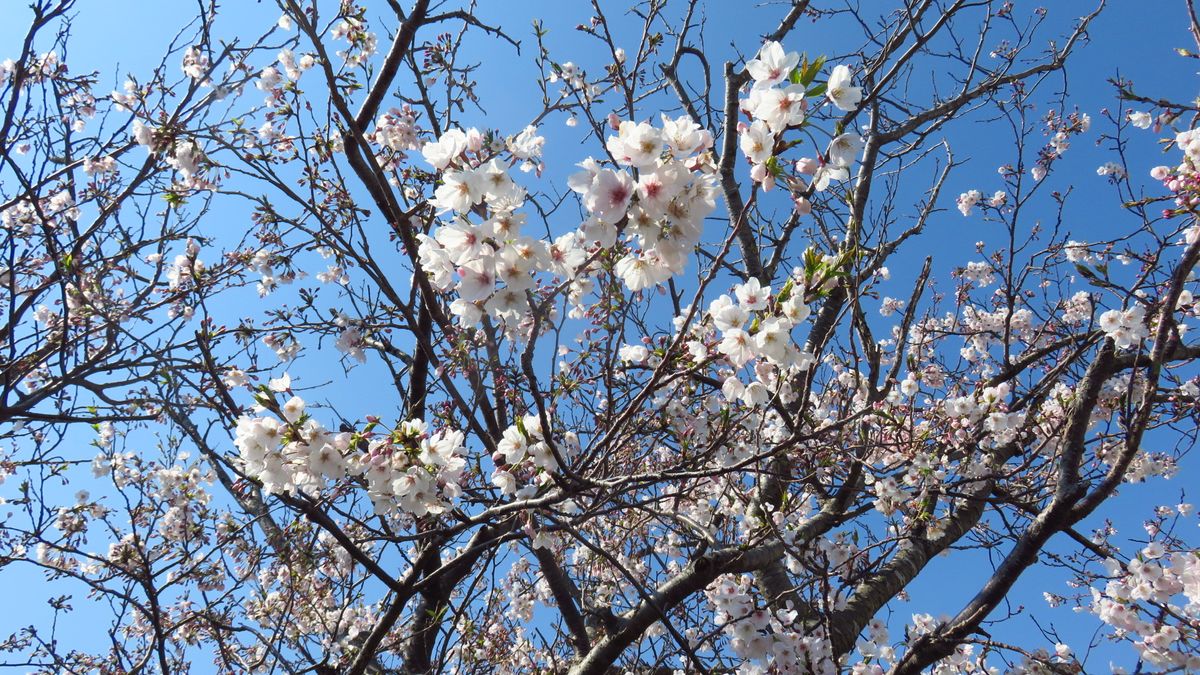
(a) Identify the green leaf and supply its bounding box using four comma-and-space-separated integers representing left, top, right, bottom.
803, 247, 823, 277
776, 279, 794, 304
800, 55, 826, 86
765, 155, 783, 176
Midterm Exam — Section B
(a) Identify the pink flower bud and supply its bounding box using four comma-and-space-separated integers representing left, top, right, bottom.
607, 113, 621, 130
1151, 165, 1170, 181
793, 196, 812, 215
750, 162, 768, 183
465, 128, 485, 152
795, 157, 818, 175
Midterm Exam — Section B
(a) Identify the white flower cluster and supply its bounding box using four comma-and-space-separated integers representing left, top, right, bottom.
957, 305, 1034, 357
738, 41, 863, 193
617, 342, 652, 364
234, 392, 467, 517
235, 402, 350, 495
1098, 304, 1148, 349
418, 116, 717, 327
1177, 128, 1200, 164
1150, 128, 1200, 224
164, 138, 214, 190
878, 296, 905, 317
1094, 440, 1176, 484
130, 119, 218, 190
333, 315, 367, 364
1063, 240, 1096, 264
508, 125, 545, 172
1090, 545, 1200, 671
548, 61, 588, 91
248, 248, 302, 297
331, 15, 377, 67
490, 414, 579, 498
151, 460, 213, 542
372, 105, 422, 165
1060, 290, 1094, 324
416, 125, 577, 325
960, 261, 995, 288
707, 574, 834, 673
83, 155, 116, 176
1097, 161, 1127, 179
956, 189, 982, 216
362, 420, 467, 517
1, 189, 79, 235
1128, 111, 1153, 129
180, 46, 210, 82
575, 115, 718, 290
261, 332, 300, 362
165, 239, 204, 291
1028, 110, 1092, 182
276, 48, 314, 81
955, 189, 1006, 216
940, 382, 1024, 448
852, 617, 894, 667
743, 42, 807, 131
868, 474, 909, 516
708, 277, 813, 371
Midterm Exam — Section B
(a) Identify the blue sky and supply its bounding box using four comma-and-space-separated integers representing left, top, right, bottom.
2, 0, 1198, 671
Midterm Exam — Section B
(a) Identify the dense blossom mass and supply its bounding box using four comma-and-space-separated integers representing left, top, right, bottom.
1, 1, 1198, 674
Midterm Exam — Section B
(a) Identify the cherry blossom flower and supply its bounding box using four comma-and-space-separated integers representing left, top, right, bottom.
740, 120, 774, 164
956, 190, 982, 216
746, 41, 799, 89
826, 64, 863, 111
422, 128, 469, 170
827, 132, 864, 169
581, 167, 635, 223
431, 168, 486, 214
606, 120, 663, 168
751, 84, 807, 131
1128, 111, 1153, 129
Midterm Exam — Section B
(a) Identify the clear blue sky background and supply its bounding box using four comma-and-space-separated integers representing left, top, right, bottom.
1, 0, 1196, 671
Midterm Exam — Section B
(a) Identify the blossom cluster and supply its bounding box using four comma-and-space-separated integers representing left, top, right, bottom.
416, 114, 719, 331
1098, 304, 1149, 349
234, 389, 467, 517
707, 277, 814, 373
707, 574, 834, 673
490, 414, 579, 497
575, 116, 719, 289
1089, 540, 1200, 671
1029, 109, 1091, 181
737, 41, 863, 200
1, 188, 79, 235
